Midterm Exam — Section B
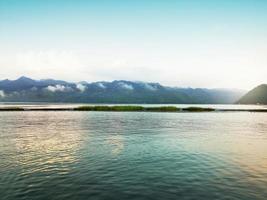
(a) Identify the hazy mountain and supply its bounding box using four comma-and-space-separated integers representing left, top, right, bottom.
237, 84, 267, 104
0, 77, 245, 104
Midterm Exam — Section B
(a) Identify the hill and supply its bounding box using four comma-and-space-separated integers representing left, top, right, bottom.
237, 84, 267, 104
0, 77, 245, 104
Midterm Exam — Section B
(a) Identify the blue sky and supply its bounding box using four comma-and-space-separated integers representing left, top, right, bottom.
0, 0, 267, 89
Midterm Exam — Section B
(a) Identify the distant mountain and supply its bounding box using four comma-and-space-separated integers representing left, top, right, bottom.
0, 77, 245, 104
237, 84, 267, 104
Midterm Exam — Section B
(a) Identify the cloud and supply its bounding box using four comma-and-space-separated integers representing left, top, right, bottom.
117, 82, 134, 90
0, 44, 267, 90
31, 87, 38, 91
0, 90, 5, 98
46, 85, 72, 92
0, 50, 89, 82
96, 82, 106, 89
143, 83, 157, 91
76, 83, 87, 92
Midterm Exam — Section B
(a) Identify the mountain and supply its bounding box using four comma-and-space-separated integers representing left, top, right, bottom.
0, 77, 245, 104
237, 84, 267, 104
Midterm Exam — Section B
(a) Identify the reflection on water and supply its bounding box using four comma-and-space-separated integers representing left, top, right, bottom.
0, 111, 267, 200
0, 113, 85, 176
106, 135, 124, 157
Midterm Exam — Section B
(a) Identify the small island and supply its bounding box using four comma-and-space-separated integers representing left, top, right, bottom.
0, 105, 216, 112
0, 105, 266, 112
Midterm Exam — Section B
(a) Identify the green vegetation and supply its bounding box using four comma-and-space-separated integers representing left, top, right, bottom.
0, 106, 266, 112
237, 84, 267, 105
74, 106, 180, 112
145, 106, 180, 112
74, 106, 212, 112
0, 77, 244, 104
74, 106, 144, 111
182, 107, 215, 112
0, 107, 24, 111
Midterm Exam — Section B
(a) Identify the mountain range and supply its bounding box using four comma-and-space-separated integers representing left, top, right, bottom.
0, 76, 246, 104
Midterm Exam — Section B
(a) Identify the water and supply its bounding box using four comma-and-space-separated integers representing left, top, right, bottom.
0, 111, 267, 200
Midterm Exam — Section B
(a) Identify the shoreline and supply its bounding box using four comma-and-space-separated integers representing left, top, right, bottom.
0, 106, 267, 112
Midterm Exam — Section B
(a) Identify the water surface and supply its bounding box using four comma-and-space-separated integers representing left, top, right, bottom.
0, 111, 267, 200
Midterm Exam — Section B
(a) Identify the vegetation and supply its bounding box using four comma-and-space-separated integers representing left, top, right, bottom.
0, 106, 266, 112
0, 107, 24, 111
74, 106, 213, 112
237, 84, 267, 105
0, 77, 244, 104
75, 106, 178, 112
145, 106, 180, 112
74, 106, 144, 111
182, 107, 215, 112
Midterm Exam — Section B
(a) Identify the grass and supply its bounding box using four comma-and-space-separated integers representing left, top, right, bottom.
74, 106, 180, 112
1, 105, 266, 112
74, 106, 213, 112
0, 105, 182, 112
182, 107, 215, 112
145, 106, 180, 112
74, 106, 144, 111
0, 107, 24, 111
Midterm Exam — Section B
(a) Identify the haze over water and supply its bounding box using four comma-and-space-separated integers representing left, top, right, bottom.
1, 110, 267, 200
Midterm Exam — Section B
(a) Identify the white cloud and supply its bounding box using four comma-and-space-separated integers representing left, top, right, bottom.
0, 42, 267, 90
31, 87, 38, 91
0, 50, 90, 82
96, 82, 106, 89
117, 82, 134, 90
76, 83, 87, 92
0, 90, 5, 98
143, 83, 157, 91
46, 85, 72, 92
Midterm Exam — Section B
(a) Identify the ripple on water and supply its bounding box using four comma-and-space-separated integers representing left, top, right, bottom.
0, 111, 267, 200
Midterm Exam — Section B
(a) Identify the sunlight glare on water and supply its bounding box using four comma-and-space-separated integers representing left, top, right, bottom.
0, 111, 267, 200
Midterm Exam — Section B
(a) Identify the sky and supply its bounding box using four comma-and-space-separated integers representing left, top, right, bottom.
0, 0, 266, 89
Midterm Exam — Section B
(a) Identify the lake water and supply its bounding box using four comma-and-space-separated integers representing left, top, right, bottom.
0, 110, 267, 200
